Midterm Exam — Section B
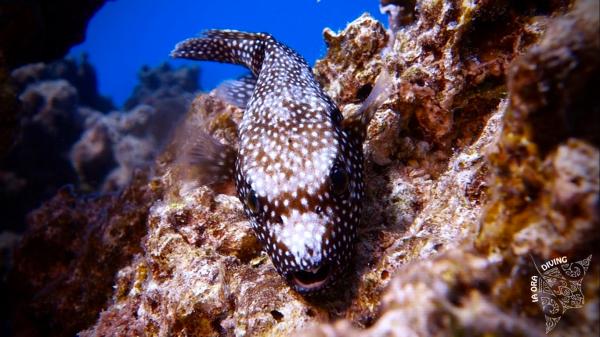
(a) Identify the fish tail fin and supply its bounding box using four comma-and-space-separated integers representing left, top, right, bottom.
171, 30, 271, 75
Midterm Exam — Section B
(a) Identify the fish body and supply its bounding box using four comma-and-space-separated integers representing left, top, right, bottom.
172, 30, 365, 294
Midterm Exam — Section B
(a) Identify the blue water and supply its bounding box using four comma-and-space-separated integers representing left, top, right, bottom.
69, 0, 386, 108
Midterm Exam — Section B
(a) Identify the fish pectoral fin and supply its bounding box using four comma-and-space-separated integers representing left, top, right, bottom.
182, 131, 237, 185
344, 69, 395, 141
215, 73, 257, 108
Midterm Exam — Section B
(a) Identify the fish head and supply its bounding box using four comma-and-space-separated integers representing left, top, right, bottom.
235, 112, 364, 293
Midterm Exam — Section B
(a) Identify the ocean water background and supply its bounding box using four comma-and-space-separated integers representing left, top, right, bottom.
70, 0, 387, 107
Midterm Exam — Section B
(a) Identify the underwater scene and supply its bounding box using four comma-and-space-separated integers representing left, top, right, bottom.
0, 0, 598, 336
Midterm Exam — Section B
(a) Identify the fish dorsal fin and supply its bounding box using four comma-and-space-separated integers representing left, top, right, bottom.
215, 74, 257, 108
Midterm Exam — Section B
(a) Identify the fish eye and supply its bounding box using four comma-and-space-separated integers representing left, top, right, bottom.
245, 190, 260, 214
330, 166, 349, 196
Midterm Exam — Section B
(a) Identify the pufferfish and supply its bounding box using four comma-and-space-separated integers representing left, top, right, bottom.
171, 30, 380, 294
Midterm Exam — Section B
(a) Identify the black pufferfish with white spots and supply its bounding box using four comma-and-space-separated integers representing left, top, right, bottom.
171, 30, 370, 294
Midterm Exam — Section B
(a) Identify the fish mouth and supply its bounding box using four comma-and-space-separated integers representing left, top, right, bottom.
291, 263, 331, 290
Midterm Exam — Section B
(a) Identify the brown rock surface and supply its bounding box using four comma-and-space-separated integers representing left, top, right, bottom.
1, 60, 198, 238
7, 0, 599, 336
0, 0, 107, 68
8, 174, 160, 337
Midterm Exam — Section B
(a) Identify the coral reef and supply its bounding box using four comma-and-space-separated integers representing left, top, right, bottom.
6, 0, 599, 337
2, 61, 85, 233
1, 0, 107, 159
302, 1, 600, 336
8, 175, 160, 337
0, 59, 199, 234
71, 63, 199, 192
10, 55, 114, 112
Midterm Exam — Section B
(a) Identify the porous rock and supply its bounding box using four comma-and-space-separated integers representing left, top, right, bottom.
79, 95, 326, 337
7, 0, 599, 336
1, 60, 198, 235
8, 174, 160, 337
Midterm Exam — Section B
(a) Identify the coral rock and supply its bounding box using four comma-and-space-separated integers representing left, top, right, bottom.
315, 14, 388, 107
8, 174, 160, 337
1, 60, 198, 234
6, 0, 599, 336
11, 57, 115, 112
78, 94, 328, 337
0, 0, 107, 68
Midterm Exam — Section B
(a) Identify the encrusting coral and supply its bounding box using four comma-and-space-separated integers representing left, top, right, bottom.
0, 60, 199, 237
6, 0, 599, 336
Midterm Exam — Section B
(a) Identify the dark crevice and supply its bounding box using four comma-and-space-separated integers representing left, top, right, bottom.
270, 310, 284, 322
